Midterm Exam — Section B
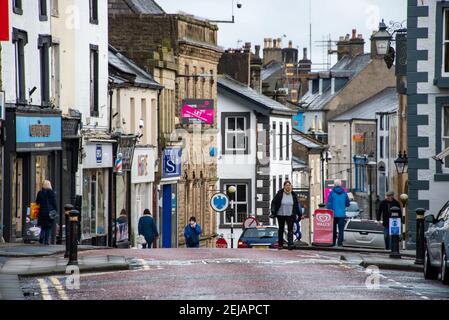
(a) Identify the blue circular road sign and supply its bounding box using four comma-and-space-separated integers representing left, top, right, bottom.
210, 193, 230, 212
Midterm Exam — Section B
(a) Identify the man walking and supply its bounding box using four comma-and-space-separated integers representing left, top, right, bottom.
376, 191, 401, 250
326, 179, 350, 247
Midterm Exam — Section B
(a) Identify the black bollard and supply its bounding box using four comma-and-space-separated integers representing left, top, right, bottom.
64, 204, 74, 258
67, 209, 80, 266
389, 207, 402, 259
415, 208, 426, 265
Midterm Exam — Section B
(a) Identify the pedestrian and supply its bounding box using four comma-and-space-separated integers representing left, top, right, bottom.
184, 217, 201, 248
36, 180, 58, 246
138, 209, 159, 249
326, 179, 350, 247
376, 191, 402, 250
116, 209, 129, 244
270, 181, 303, 250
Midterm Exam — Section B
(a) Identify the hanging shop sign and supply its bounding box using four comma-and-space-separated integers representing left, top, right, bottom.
181, 99, 214, 125
117, 135, 137, 171
84, 144, 113, 168
162, 147, 182, 178
352, 133, 365, 142
132, 147, 155, 184
16, 114, 62, 152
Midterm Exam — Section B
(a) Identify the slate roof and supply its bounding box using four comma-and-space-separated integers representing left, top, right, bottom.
218, 75, 296, 116
300, 54, 372, 111
291, 130, 324, 150
330, 87, 398, 122
261, 61, 283, 81
108, 0, 165, 15
109, 46, 162, 89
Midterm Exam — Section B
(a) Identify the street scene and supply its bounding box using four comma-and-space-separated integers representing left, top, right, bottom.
0, 0, 448, 305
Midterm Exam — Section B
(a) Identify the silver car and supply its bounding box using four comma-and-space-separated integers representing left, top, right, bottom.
343, 219, 385, 249
346, 201, 362, 219
424, 201, 449, 285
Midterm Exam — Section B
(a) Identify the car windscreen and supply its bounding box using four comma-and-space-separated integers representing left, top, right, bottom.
346, 203, 359, 211
243, 228, 278, 238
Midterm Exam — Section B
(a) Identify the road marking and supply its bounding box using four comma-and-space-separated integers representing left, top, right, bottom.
37, 278, 52, 301
49, 277, 68, 300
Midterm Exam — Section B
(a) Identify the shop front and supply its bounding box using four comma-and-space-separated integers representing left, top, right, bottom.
3, 108, 62, 243
130, 147, 156, 245
81, 142, 113, 246
158, 147, 182, 248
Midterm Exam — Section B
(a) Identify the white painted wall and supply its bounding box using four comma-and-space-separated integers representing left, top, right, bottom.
328, 121, 351, 185
417, 0, 449, 214
1, 2, 51, 105
217, 92, 257, 244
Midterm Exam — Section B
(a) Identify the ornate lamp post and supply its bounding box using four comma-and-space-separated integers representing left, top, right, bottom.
394, 151, 409, 176
371, 19, 407, 69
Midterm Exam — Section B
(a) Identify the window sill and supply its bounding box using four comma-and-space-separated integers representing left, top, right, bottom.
434, 173, 449, 181
434, 77, 449, 88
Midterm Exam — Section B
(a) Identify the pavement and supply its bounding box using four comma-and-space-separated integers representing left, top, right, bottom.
0, 243, 110, 257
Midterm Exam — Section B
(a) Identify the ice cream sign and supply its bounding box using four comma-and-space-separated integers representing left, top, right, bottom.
181, 99, 214, 125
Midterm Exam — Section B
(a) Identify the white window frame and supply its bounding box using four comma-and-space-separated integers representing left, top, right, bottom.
442, 9, 449, 77
224, 183, 249, 225
224, 116, 247, 153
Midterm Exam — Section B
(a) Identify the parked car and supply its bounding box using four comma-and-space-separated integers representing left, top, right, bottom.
424, 201, 449, 285
342, 219, 385, 249
238, 226, 287, 249
346, 201, 363, 219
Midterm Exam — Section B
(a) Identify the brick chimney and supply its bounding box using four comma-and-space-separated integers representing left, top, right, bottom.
337, 29, 365, 60
263, 36, 283, 66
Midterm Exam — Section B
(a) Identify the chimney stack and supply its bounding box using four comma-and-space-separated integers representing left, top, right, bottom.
288, 40, 293, 48
255, 45, 261, 58
277, 38, 282, 48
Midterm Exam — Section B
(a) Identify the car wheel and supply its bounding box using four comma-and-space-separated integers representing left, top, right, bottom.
424, 246, 439, 280
441, 249, 449, 285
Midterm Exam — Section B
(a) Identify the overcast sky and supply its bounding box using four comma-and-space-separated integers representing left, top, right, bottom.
157, 0, 407, 71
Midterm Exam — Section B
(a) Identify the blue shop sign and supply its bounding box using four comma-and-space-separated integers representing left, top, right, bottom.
16, 114, 62, 152
162, 148, 182, 178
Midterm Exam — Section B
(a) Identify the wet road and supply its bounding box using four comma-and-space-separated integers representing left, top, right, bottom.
19, 249, 449, 300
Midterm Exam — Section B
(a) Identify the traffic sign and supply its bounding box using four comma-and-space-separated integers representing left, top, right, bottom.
389, 217, 401, 236
210, 193, 230, 212
243, 216, 259, 229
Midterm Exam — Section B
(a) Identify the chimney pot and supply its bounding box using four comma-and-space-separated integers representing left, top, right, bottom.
358, 34, 363, 39
245, 42, 251, 49
277, 38, 282, 48
352, 29, 357, 39
303, 48, 308, 60
273, 39, 277, 48
289, 40, 293, 48
255, 45, 261, 57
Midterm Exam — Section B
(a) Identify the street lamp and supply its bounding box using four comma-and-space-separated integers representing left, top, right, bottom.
320, 150, 332, 202
371, 19, 392, 56
208, 0, 243, 24
367, 161, 377, 220
394, 151, 409, 175
371, 19, 407, 69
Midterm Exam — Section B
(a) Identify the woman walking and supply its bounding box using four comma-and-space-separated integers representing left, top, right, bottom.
270, 181, 302, 250
138, 209, 159, 249
36, 180, 58, 245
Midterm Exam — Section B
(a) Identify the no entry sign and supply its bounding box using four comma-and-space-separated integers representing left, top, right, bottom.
312, 209, 334, 246
0, 0, 9, 41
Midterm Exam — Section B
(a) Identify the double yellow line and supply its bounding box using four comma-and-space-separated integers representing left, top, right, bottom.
37, 277, 69, 300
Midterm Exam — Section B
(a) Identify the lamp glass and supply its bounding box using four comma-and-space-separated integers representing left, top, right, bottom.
376, 39, 389, 55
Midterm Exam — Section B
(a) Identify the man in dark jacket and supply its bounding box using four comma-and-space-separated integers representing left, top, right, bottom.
270, 181, 302, 250
138, 209, 159, 249
376, 191, 402, 250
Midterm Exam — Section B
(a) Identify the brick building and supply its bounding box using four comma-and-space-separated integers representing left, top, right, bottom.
109, 0, 223, 247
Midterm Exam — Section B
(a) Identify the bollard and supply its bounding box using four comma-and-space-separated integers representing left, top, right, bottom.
415, 208, 426, 265
64, 204, 74, 259
389, 207, 402, 259
67, 209, 80, 266
318, 203, 326, 209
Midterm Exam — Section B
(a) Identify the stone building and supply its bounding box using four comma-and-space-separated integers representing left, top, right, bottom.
299, 29, 396, 145
109, 0, 223, 247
